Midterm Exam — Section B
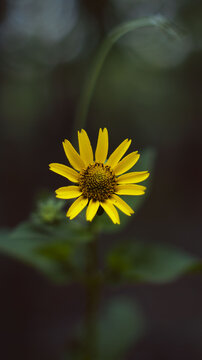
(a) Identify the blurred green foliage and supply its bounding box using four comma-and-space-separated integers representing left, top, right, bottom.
32, 197, 65, 224
1, 216, 200, 285
66, 297, 145, 360
107, 241, 201, 284
96, 297, 145, 360
0, 216, 92, 283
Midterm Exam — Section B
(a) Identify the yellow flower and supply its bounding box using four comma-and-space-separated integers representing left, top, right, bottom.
49, 128, 149, 224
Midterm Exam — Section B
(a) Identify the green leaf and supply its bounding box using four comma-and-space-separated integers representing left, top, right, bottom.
0, 220, 92, 283
0, 231, 67, 282
96, 148, 156, 233
107, 241, 201, 284
96, 298, 145, 360
8, 217, 92, 244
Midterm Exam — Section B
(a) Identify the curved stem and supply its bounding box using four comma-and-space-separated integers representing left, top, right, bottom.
74, 15, 173, 131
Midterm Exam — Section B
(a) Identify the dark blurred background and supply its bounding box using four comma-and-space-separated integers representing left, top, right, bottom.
0, 0, 202, 359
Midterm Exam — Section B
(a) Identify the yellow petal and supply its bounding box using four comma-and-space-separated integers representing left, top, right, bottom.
86, 199, 100, 222
106, 139, 131, 168
100, 200, 120, 224
113, 151, 140, 175
67, 196, 88, 220
110, 194, 134, 216
95, 128, 109, 163
117, 171, 150, 184
49, 163, 79, 182
78, 129, 93, 165
63, 139, 85, 171
55, 186, 82, 199
115, 184, 146, 195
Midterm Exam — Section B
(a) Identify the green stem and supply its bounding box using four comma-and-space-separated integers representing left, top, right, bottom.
84, 229, 101, 360
74, 14, 174, 131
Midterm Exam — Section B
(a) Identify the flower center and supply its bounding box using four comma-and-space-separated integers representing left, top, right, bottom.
79, 163, 116, 201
